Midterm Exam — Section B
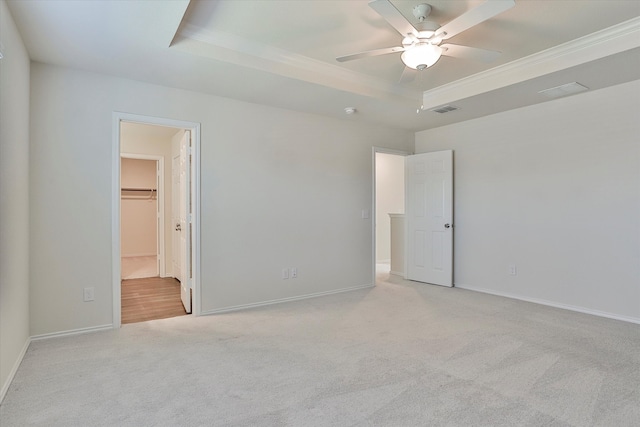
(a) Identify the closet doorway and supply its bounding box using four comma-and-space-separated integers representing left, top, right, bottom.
113, 113, 201, 328
120, 156, 162, 280
115, 118, 199, 325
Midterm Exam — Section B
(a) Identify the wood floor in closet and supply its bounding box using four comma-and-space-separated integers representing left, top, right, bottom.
121, 277, 187, 324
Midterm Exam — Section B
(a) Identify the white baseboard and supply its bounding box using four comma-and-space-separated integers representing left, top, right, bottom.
455, 284, 640, 325
201, 284, 374, 316
121, 253, 156, 258
390, 270, 405, 276
0, 337, 31, 404
376, 259, 391, 264
30, 324, 114, 341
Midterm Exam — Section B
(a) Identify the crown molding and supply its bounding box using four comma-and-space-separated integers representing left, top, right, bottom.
421, 17, 640, 110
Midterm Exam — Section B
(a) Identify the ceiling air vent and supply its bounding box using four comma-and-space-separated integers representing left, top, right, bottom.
432, 105, 459, 114
538, 82, 589, 99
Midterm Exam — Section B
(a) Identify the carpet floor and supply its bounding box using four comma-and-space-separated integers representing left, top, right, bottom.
1, 269, 639, 426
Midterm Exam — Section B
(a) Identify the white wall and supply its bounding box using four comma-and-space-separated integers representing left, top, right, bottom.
415, 80, 640, 322
0, 0, 31, 398
120, 158, 157, 257
28, 62, 414, 335
375, 153, 405, 262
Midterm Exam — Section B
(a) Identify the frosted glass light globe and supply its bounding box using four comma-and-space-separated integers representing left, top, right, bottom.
401, 43, 443, 70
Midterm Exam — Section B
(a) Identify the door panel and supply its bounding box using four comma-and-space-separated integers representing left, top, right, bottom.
406, 150, 453, 287
172, 155, 181, 282
156, 162, 161, 275
179, 131, 191, 313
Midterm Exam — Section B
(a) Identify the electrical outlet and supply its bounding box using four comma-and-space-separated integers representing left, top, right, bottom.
83, 287, 95, 302
282, 268, 289, 279
291, 267, 298, 278
509, 265, 517, 276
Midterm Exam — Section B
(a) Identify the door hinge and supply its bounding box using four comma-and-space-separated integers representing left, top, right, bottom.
187, 146, 193, 156
188, 213, 193, 224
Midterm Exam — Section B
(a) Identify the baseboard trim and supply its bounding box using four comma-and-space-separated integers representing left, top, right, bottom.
30, 324, 114, 341
390, 270, 404, 276
121, 253, 156, 258
0, 337, 31, 404
455, 284, 640, 325
201, 284, 374, 316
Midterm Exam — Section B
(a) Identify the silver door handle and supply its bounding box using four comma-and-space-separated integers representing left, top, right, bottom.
444, 223, 451, 229
175, 223, 181, 231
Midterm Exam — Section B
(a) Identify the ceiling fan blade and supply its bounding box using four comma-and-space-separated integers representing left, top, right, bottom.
441, 44, 501, 63
436, 0, 515, 40
336, 46, 405, 62
398, 66, 416, 84
369, 0, 418, 37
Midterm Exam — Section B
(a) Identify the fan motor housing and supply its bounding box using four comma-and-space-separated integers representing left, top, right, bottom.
412, 3, 432, 21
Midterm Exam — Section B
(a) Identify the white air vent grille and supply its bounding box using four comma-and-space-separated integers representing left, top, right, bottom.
538, 82, 589, 99
432, 105, 459, 114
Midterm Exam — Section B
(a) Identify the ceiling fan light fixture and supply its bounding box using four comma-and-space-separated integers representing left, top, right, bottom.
401, 43, 443, 70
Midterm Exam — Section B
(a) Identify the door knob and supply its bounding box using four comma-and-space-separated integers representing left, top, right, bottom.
444, 223, 451, 229
175, 223, 181, 231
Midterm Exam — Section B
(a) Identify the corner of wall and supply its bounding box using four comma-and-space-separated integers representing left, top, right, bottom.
0, 0, 32, 402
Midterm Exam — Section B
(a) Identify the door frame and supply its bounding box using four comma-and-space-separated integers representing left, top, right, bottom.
120, 153, 165, 277
112, 112, 201, 328
371, 147, 411, 285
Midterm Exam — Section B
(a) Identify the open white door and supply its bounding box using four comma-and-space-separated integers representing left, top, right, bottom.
172, 155, 181, 282
405, 150, 453, 287
155, 161, 161, 276
178, 130, 192, 313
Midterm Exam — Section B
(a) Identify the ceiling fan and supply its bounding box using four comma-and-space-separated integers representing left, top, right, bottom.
337, 0, 515, 76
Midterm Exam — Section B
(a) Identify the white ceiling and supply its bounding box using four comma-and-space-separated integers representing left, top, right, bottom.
6, 0, 640, 131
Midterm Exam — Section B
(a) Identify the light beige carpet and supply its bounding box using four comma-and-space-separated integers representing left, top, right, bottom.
1, 269, 639, 426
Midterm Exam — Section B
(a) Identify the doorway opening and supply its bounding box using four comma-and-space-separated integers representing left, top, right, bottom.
120, 155, 162, 281
112, 113, 201, 327
373, 148, 409, 283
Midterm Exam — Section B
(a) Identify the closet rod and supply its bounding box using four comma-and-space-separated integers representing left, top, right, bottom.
121, 188, 157, 192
